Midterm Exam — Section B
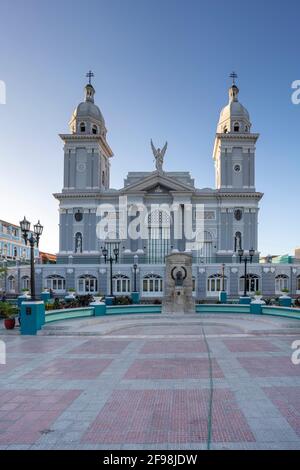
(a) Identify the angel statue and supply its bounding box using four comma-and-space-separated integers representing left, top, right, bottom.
151, 139, 168, 174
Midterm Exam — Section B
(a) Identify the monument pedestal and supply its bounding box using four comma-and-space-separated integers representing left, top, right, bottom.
162, 252, 195, 314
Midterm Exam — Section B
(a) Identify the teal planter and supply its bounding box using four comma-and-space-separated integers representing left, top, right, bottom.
239, 296, 251, 305
41, 291, 51, 303
279, 296, 292, 307
250, 302, 263, 314
90, 302, 106, 316
105, 296, 115, 306
17, 294, 30, 308
131, 292, 140, 304
20, 301, 45, 335
219, 291, 227, 304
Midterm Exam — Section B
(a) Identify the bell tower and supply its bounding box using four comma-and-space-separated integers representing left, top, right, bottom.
61, 72, 113, 192
213, 74, 259, 191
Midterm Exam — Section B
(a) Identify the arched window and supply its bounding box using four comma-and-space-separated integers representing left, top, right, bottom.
239, 274, 260, 294
80, 122, 86, 133
207, 274, 227, 295
194, 231, 213, 262
113, 274, 130, 295
275, 274, 289, 294
21, 276, 30, 290
92, 124, 98, 135
297, 275, 300, 293
77, 275, 97, 294
75, 232, 83, 253
142, 274, 163, 296
45, 275, 66, 292
234, 232, 242, 252
7, 275, 16, 292
233, 122, 240, 132
13, 247, 18, 258
147, 209, 171, 264
3, 244, 7, 257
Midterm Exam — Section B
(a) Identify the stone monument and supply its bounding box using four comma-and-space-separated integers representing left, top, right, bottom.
162, 252, 195, 314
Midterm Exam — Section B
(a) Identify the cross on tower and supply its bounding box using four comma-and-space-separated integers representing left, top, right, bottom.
86, 70, 94, 85
230, 71, 238, 85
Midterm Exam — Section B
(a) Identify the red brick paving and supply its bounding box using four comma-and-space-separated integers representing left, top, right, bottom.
263, 386, 300, 437
23, 358, 112, 380
224, 339, 281, 353
238, 357, 300, 377
124, 358, 224, 380
0, 389, 80, 444
82, 389, 255, 444
141, 340, 208, 354
0, 358, 27, 374
69, 339, 130, 355
8, 338, 69, 353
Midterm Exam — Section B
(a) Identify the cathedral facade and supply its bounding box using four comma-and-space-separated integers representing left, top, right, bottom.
10, 78, 300, 299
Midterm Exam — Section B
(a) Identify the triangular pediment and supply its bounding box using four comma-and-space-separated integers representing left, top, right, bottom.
120, 171, 194, 194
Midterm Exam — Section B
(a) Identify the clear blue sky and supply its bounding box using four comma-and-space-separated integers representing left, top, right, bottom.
0, 0, 299, 256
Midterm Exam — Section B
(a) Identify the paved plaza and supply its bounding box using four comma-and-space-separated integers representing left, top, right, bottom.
0, 313, 300, 450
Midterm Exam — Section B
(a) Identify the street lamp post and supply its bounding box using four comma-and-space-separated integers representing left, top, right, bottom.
221, 263, 225, 292
133, 263, 138, 292
101, 243, 119, 298
20, 217, 43, 301
238, 248, 255, 297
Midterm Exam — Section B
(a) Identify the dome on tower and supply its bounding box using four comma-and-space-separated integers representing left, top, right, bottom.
217, 82, 251, 134
69, 82, 106, 136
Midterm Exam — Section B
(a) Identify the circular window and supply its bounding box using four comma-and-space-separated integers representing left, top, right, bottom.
76, 162, 86, 172
234, 164, 241, 173
75, 211, 83, 222
234, 209, 242, 221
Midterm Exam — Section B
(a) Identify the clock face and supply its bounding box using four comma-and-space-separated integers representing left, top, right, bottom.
234, 209, 242, 221
234, 164, 241, 173
76, 162, 86, 173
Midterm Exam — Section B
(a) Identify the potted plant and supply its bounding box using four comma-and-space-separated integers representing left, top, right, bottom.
66, 288, 76, 298
21, 288, 30, 296
1, 304, 18, 330
279, 288, 292, 307
254, 290, 262, 301
280, 288, 290, 297
92, 292, 103, 303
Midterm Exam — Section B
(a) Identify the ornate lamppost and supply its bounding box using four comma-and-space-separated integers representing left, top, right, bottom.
218, 262, 227, 303
101, 243, 119, 300
221, 263, 225, 292
133, 263, 138, 292
238, 248, 255, 298
131, 262, 140, 304
20, 217, 43, 301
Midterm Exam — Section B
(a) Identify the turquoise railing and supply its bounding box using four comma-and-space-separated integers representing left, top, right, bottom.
45, 307, 94, 323
43, 303, 300, 324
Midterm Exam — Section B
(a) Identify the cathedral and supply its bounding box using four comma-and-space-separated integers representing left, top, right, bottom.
10, 76, 300, 299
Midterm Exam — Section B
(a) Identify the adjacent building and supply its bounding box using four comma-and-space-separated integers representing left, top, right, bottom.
0, 219, 39, 262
